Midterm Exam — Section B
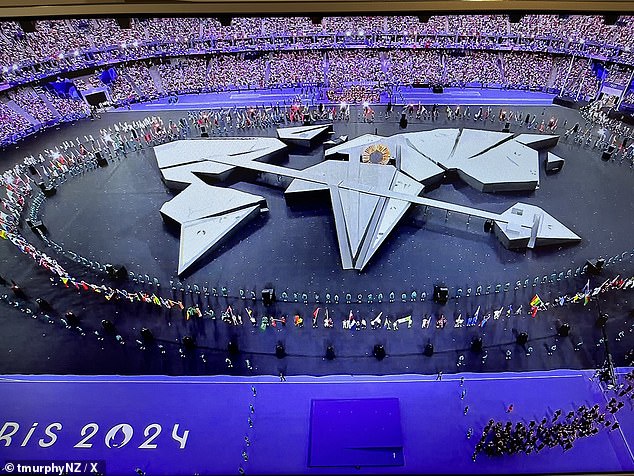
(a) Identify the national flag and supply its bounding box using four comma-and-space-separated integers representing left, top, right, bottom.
312, 307, 320, 320
530, 295, 543, 308
0, 230, 6, 240
531, 306, 538, 318
581, 279, 590, 296
348, 310, 354, 321
473, 306, 480, 321
584, 294, 590, 306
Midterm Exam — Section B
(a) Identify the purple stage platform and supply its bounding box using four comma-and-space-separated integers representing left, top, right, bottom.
1, 369, 633, 475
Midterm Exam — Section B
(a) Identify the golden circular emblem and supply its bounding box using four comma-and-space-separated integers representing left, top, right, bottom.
361, 144, 391, 165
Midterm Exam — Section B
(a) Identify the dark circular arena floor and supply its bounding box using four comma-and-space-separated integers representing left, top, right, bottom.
0, 103, 633, 377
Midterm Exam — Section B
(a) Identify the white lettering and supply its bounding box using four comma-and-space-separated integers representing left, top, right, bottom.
0, 421, 19, 446
38, 422, 62, 447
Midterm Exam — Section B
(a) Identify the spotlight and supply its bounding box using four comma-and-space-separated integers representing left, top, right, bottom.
325, 345, 335, 360
423, 342, 434, 357
275, 342, 286, 359
140, 327, 154, 342
484, 219, 494, 233
470, 337, 483, 353
516, 332, 529, 345
373, 344, 386, 361
182, 336, 195, 349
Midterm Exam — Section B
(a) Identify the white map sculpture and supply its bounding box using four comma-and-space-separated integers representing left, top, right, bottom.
154, 125, 580, 274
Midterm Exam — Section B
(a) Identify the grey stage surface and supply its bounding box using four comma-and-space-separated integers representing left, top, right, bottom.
0, 104, 633, 377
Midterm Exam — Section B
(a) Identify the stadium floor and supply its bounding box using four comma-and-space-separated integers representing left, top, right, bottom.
1, 369, 633, 475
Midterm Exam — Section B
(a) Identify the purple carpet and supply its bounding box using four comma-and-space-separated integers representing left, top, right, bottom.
1, 369, 634, 475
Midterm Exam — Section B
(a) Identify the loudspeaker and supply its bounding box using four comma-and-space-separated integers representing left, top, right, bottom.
516, 332, 529, 345
432, 85, 444, 94
399, 113, 408, 129
325, 345, 335, 360
200, 126, 208, 138
471, 337, 483, 353
502, 122, 511, 133
10, 283, 26, 299
433, 285, 449, 305
275, 342, 286, 359
182, 336, 196, 349
43, 186, 56, 197
373, 344, 386, 361
303, 113, 312, 125
140, 327, 154, 342
557, 322, 571, 337
596, 313, 609, 328
484, 219, 494, 233
96, 151, 108, 167
101, 319, 115, 333
423, 342, 434, 356
228, 339, 239, 355
28, 165, 37, 175
586, 258, 605, 275
262, 288, 275, 306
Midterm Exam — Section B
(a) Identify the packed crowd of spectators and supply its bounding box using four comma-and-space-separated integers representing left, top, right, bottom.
3, 15, 634, 145
8, 87, 55, 123
3, 15, 634, 86
502, 53, 555, 90
41, 89, 89, 120
327, 50, 386, 87
445, 52, 502, 86
0, 101, 32, 145
607, 65, 634, 86
208, 54, 267, 89
268, 51, 324, 88
386, 50, 443, 85
157, 58, 207, 94
554, 57, 601, 100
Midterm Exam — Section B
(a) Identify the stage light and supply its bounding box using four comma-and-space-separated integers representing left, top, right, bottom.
182, 336, 195, 349
133, 40, 139, 47
345, 31, 351, 36
101, 319, 115, 333
121, 42, 127, 49
358, 29, 364, 36
471, 337, 483, 353
228, 339, 239, 355
373, 344, 386, 361
557, 322, 571, 337
340, 101, 347, 109
73, 50, 79, 57
140, 328, 154, 342
12, 64, 18, 70
58, 53, 64, 60
363, 101, 369, 108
